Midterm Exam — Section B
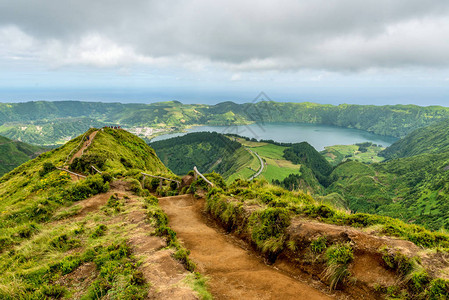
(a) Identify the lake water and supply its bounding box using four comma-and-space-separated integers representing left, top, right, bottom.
150, 123, 397, 151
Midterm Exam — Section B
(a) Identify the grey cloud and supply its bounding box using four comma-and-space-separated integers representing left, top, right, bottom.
1, 0, 449, 71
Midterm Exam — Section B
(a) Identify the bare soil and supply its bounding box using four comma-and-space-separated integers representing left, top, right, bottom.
51, 182, 198, 299
69, 130, 98, 165
159, 194, 332, 300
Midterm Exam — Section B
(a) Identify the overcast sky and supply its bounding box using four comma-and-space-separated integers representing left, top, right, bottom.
1, 0, 449, 105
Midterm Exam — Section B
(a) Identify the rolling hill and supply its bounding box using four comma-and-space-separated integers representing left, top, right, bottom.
380, 118, 449, 160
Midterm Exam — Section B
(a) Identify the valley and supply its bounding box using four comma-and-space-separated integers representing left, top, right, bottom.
2, 102, 449, 299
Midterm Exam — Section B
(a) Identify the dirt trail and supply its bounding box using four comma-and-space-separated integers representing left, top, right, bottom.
69, 130, 98, 165
51, 183, 198, 299
159, 194, 332, 300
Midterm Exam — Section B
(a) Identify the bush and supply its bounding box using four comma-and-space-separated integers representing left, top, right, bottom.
64, 174, 110, 201
91, 224, 107, 238
39, 162, 55, 177
380, 247, 414, 276
49, 234, 81, 251
310, 236, 327, 253
250, 207, 291, 256
69, 153, 106, 174
426, 278, 449, 299
324, 243, 354, 290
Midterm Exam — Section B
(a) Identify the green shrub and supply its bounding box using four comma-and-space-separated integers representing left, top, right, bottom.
310, 236, 327, 253
64, 174, 109, 201
249, 207, 291, 256
91, 224, 107, 238
324, 243, 354, 290
69, 153, 106, 174
174, 248, 196, 272
407, 269, 430, 294
426, 278, 449, 299
49, 234, 81, 251
101, 172, 113, 183
144, 195, 159, 206
380, 247, 414, 276
39, 162, 55, 177
59, 255, 82, 275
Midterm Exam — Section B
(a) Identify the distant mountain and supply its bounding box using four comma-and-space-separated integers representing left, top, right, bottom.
0, 135, 46, 176
2, 100, 449, 145
380, 118, 449, 160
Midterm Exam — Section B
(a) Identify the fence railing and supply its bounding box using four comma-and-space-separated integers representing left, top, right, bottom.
193, 166, 214, 187
141, 172, 181, 189
56, 167, 87, 179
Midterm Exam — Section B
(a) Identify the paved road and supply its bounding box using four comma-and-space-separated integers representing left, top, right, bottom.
247, 148, 264, 181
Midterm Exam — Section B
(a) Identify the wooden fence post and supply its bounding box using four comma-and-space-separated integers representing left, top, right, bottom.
141, 174, 146, 188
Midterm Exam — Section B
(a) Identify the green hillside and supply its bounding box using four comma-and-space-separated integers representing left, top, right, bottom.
283, 142, 333, 185
0, 135, 47, 176
151, 132, 252, 178
380, 118, 449, 160
0, 118, 106, 145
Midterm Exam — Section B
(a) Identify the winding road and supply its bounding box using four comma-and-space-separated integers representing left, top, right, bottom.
247, 148, 264, 181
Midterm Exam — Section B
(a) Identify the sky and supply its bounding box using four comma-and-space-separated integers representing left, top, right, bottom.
1, 0, 449, 105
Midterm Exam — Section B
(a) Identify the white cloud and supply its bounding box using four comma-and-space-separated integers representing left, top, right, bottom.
1, 0, 449, 73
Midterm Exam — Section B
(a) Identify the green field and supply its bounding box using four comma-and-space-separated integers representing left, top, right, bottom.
228, 139, 301, 183
248, 144, 286, 159
321, 144, 385, 166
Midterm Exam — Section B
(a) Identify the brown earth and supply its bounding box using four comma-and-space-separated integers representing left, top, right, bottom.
159, 194, 333, 300
68, 130, 98, 165
50, 183, 198, 299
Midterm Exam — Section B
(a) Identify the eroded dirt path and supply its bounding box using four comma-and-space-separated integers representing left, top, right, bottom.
159, 194, 332, 300
69, 130, 98, 165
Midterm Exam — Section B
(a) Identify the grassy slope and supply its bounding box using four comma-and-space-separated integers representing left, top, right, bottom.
327, 148, 449, 230
0, 135, 47, 176
381, 118, 449, 160
88, 128, 168, 175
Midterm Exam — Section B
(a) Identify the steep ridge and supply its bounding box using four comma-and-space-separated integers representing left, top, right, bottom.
380, 118, 449, 160
0, 128, 208, 299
